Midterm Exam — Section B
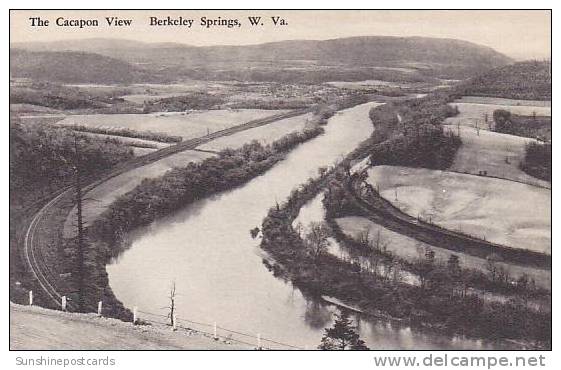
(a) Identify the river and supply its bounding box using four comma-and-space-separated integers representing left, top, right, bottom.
107, 101, 502, 350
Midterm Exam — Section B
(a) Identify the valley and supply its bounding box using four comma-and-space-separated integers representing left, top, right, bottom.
9, 35, 551, 350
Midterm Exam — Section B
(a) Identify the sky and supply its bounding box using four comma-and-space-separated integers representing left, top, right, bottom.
10, 10, 551, 60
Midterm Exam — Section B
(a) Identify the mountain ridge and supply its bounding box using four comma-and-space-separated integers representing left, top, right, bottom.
10, 36, 513, 84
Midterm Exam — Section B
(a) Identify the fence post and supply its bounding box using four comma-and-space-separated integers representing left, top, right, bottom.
61, 296, 67, 311
97, 301, 103, 316
133, 306, 138, 324
29, 291, 33, 306
213, 322, 218, 340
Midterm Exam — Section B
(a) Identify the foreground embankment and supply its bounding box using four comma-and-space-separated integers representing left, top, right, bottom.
10, 303, 245, 350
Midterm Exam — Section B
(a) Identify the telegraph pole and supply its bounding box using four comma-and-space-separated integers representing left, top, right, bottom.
74, 136, 85, 312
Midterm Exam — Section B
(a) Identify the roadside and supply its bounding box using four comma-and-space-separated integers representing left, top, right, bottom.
10, 303, 247, 350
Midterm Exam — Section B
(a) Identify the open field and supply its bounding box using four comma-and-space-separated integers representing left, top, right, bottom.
326, 79, 414, 90
198, 113, 312, 151
10, 303, 244, 350
123, 93, 189, 104
62, 150, 215, 238
445, 125, 550, 188
335, 216, 551, 289
367, 166, 551, 253
446, 98, 551, 130
55, 109, 288, 140
10, 103, 63, 114
455, 96, 551, 107
120, 82, 233, 104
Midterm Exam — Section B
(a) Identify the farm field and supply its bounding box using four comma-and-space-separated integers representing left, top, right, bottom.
455, 96, 551, 107
198, 113, 312, 151
445, 125, 550, 188
10, 103, 64, 114
335, 216, 551, 289
326, 79, 411, 89
367, 166, 551, 253
121, 93, 186, 104
55, 109, 288, 140
446, 98, 551, 130
120, 82, 233, 104
62, 150, 215, 238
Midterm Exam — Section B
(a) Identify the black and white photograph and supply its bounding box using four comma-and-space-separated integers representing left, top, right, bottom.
7, 6, 553, 361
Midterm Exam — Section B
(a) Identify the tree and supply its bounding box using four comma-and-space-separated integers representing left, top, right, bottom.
250, 227, 260, 239
447, 254, 461, 276
417, 248, 436, 289
318, 311, 369, 350
486, 253, 504, 283
304, 222, 331, 260
493, 109, 512, 131
166, 281, 177, 330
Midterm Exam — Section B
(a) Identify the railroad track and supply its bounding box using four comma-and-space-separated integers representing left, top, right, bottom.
346, 184, 551, 270
20, 108, 312, 311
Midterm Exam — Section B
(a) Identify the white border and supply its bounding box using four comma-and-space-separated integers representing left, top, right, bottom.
2, 2, 557, 369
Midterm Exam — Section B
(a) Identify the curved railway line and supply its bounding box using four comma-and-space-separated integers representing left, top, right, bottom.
346, 183, 551, 270
19, 108, 312, 311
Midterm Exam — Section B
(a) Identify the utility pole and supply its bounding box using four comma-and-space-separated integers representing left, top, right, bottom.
74, 136, 86, 312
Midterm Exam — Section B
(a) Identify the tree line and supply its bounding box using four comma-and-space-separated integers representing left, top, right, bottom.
9, 117, 135, 306
74, 126, 324, 317
59, 123, 183, 143
259, 93, 550, 349
260, 168, 550, 348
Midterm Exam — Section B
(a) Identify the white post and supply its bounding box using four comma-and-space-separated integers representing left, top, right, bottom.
172, 313, 177, 331
213, 322, 218, 340
97, 301, 103, 316
61, 296, 67, 311
257, 333, 261, 349
133, 306, 138, 324
28, 291, 33, 306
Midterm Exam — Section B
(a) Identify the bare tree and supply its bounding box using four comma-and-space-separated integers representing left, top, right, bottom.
304, 222, 331, 260
486, 253, 504, 283
372, 229, 389, 253
166, 280, 177, 330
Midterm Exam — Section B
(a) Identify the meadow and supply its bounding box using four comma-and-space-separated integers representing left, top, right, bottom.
198, 113, 312, 151
55, 109, 288, 140
445, 125, 550, 188
367, 166, 551, 254
445, 97, 551, 131
62, 150, 215, 238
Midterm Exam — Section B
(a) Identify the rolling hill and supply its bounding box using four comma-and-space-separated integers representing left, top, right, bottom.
10, 49, 157, 84
11, 36, 513, 84
462, 60, 551, 100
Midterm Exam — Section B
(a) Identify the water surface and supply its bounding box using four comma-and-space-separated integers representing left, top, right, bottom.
107, 102, 501, 349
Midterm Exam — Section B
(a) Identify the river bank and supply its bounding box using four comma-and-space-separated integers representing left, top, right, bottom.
80, 99, 373, 321
107, 101, 478, 350
258, 94, 550, 349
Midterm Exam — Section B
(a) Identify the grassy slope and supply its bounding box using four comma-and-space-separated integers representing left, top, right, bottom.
367, 165, 551, 253
10, 304, 244, 350
445, 125, 550, 188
